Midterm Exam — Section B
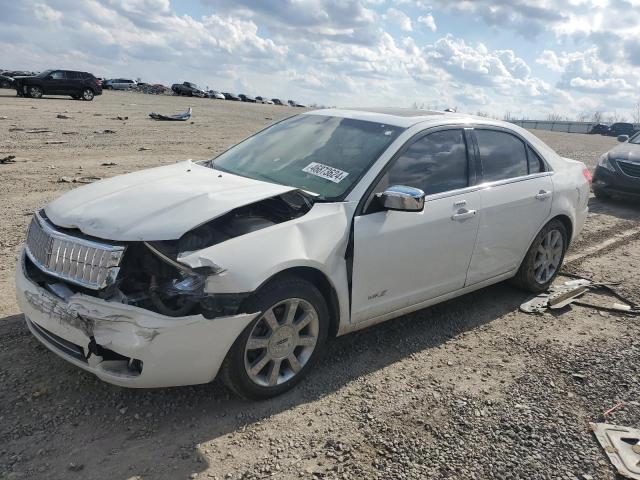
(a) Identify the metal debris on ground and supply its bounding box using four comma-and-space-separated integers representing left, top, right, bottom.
57, 176, 102, 184
520, 277, 639, 315
25, 129, 51, 134
149, 107, 192, 121
591, 423, 640, 479
56, 114, 71, 119
101, 162, 118, 166
94, 129, 116, 134
45, 140, 68, 145
0, 155, 16, 164
109, 116, 129, 120
138, 147, 151, 151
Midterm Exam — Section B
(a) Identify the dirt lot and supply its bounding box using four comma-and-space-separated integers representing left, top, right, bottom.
1, 91, 639, 480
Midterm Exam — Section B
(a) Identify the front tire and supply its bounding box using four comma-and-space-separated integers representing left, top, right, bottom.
593, 188, 611, 200
221, 276, 329, 399
511, 219, 568, 293
28, 86, 43, 98
81, 88, 94, 101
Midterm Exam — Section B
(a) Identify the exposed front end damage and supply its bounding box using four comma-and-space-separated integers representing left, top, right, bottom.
17, 250, 258, 387
15, 188, 321, 387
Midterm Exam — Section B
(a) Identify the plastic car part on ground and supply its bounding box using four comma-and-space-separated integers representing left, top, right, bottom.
591, 423, 640, 479
149, 107, 192, 121
520, 276, 639, 314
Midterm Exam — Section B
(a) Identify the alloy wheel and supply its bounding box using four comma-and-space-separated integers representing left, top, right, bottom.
533, 229, 563, 283
244, 298, 319, 387
82, 89, 94, 101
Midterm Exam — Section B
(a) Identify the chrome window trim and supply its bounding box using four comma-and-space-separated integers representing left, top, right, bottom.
25, 210, 125, 290
421, 171, 554, 203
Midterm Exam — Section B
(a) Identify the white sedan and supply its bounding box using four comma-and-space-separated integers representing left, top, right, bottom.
16, 109, 590, 398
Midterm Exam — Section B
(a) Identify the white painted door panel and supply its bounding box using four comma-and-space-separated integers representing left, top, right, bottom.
351, 191, 480, 323
466, 175, 553, 285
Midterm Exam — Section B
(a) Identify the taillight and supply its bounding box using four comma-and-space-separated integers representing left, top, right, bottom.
582, 167, 592, 183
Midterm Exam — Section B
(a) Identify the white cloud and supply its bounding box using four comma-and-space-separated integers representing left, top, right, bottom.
417, 14, 437, 32
34, 3, 63, 22
384, 8, 413, 32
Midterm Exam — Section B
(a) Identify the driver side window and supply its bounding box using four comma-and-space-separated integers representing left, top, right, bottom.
374, 128, 469, 198
50, 71, 65, 80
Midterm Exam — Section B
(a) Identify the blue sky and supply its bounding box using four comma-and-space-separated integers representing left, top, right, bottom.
1, 0, 639, 121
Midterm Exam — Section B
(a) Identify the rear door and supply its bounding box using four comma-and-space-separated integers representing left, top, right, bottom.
351, 128, 481, 323
466, 128, 553, 285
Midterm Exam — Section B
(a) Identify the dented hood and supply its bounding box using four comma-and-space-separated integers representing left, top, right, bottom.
45, 161, 296, 241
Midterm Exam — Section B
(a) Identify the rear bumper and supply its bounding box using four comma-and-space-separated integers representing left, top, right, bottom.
15, 249, 257, 388
593, 165, 640, 197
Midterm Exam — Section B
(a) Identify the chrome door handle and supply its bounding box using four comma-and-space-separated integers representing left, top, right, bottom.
535, 190, 552, 200
451, 208, 477, 221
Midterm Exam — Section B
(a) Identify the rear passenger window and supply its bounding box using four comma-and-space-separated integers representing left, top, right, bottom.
475, 130, 528, 182
527, 146, 544, 174
378, 129, 469, 196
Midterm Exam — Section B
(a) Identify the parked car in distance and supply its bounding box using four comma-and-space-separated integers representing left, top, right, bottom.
255, 96, 274, 104
16, 108, 590, 400
272, 98, 284, 105
171, 82, 206, 97
239, 94, 257, 103
223, 92, 241, 101
607, 122, 636, 137
589, 123, 609, 135
592, 131, 640, 199
287, 100, 297, 107
208, 90, 225, 100
103, 78, 136, 90
13, 69, 102, 101
0, 74, 14, 89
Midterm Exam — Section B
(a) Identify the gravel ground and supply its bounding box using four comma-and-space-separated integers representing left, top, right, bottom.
0, 91, 639, 480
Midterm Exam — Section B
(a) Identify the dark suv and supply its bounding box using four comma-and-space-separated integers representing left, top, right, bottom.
14, 69, 102, 101
608, 122, 636, 137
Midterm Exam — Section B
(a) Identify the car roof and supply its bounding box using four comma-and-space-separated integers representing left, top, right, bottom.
304, 107, 513, 128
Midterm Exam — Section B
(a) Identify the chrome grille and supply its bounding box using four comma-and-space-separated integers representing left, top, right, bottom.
25, 211, 125, 290
618, 160, 640, 178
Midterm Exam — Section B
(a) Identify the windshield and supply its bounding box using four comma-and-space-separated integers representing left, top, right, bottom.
629, 132, 640, 144
36, 70, 53, 78
211, 114, 404, 200
186, 82, 200, 89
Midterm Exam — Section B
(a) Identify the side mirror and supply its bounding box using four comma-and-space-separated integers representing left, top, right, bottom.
376, 185, 425, 212
618, 135, 629, 142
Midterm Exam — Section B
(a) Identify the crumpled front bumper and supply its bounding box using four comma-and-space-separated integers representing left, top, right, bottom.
15, 250, 257, 388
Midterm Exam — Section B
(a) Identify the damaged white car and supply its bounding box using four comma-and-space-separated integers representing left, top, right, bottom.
16, 109, 590, 399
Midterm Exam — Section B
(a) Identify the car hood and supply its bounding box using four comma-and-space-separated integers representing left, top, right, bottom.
45, 160, 297, 241
608, 143, 640, 162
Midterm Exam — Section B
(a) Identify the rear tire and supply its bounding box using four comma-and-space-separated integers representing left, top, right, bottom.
221, 276, 329, 400
511, 219, 568, 293
81, 88, 94, 101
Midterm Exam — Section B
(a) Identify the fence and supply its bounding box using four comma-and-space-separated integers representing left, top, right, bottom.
508, 119, 640, 134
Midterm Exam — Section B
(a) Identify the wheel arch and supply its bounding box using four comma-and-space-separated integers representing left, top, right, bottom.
551, 214, 573, 244
256, 266, 341, 338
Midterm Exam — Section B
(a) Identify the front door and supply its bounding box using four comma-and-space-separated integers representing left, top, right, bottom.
351, 128, 480, 323
45, 70, 67, 94
466, 129, 554, 285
